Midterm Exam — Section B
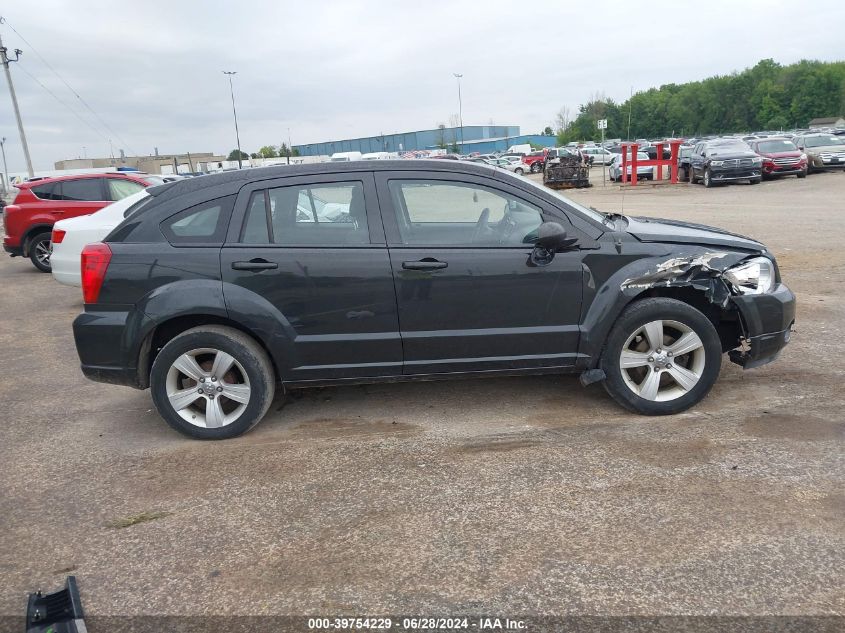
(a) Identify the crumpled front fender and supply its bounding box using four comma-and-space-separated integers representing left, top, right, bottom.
577, 248, 759, 368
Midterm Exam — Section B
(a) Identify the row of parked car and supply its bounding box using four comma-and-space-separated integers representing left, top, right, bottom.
562, 131, 845, 185
677, 132, 845, 187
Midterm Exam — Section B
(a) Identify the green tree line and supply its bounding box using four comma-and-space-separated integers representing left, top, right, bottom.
557, 59, 845, 144
227, 143, 300, 162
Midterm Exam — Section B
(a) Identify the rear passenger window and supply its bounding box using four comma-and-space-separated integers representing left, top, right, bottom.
60, 178, 104, 201
31, 183, 59, 200
161, 196, 234, 244
240, 182, 369, 246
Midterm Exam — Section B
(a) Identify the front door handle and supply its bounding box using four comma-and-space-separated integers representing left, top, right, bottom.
232, 259, 278, 271
402, 259, 448, 270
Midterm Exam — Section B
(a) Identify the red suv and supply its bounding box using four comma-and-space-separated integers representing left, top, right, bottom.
3, 172, 157, 271
748, 138, 808, 179
522, 150, 548, 173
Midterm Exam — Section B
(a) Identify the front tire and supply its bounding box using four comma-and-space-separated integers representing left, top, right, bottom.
750, 176, 762, 184
600, 298, 722, 415
29, 231, 52, 272
150, 325, 275, 439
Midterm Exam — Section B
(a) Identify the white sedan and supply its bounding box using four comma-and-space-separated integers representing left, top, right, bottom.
51, 190, 150, 287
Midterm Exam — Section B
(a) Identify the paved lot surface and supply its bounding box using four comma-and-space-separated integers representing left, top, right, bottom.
1, 171, 843, 622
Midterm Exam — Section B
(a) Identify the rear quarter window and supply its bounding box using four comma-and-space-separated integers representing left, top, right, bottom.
160, 196, 235, 244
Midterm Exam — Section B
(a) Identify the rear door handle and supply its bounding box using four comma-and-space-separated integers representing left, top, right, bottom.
232, 259, 278, 271
402, 259, 448, 270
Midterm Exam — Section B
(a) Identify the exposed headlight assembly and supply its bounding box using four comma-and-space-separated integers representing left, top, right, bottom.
710, 160, 724, 166
724, 257, 775, 295
751, 157, 763, 164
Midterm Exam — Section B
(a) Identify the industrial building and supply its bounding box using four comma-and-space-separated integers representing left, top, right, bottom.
293, 125, 556, 156
54, 151, 226, 175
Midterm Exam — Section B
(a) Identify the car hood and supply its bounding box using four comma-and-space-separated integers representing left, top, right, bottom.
805, 144, 845, 153
707, 148, 758, 159
758, 150, 802, 158
625, 215, 764, 251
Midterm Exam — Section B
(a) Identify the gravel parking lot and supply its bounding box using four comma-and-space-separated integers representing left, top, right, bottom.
1, 171, 843, 624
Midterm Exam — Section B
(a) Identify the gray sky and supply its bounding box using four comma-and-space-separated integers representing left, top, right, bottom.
1, 0, 844, 172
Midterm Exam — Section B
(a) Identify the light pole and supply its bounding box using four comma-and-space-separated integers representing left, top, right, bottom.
0, 136, 9, 196
0, 137, 8, 195
453, 73, 464, 153
0, 31, 34, 177
223, 71, 243, 169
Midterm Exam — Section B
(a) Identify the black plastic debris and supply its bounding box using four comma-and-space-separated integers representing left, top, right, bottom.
26, 576, 86, 633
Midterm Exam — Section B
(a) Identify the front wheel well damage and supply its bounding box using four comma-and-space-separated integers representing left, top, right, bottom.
137, 314, 280, 388
634, 286, 744, 352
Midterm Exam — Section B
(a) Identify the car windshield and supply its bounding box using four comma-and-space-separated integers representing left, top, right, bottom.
708, 143, 747, 153
515, 174, 607, 225
804, 135, 843, 147
757, 140, 797, 153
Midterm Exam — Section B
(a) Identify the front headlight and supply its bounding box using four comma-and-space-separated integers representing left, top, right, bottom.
724, 257, 775, 295
751, 157, 762, 164
800, 153, 807, 160
710, 160, 724, 166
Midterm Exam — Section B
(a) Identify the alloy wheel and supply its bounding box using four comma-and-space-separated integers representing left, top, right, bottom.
619, 319, 706, 402
35, 239, 51, 267
165, 347, 251, 428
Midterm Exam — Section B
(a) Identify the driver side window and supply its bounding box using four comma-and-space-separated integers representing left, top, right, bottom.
388, 180, 543, 247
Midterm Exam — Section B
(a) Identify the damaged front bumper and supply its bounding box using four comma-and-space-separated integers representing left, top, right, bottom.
729, 283, 796, 369
620, 250, 796, 371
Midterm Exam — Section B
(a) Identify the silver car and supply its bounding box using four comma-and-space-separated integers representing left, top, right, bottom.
582, 146, 615, 165
609, 152, 654, 181
489, 157, 527, 175
793, 133, 845, 171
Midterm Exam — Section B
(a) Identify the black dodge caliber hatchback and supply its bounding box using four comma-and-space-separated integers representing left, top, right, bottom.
73, 161, 795, 439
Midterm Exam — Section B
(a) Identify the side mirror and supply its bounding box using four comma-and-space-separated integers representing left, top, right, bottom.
536, 221, 578, 252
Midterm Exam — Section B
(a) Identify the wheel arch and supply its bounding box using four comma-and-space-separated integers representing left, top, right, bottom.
138, 314, 281, 389
21, 224, 54, 256
578, 252, 750, 368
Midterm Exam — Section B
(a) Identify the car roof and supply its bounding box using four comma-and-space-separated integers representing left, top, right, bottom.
149, 159, 531, 198
17, 172, 148, 188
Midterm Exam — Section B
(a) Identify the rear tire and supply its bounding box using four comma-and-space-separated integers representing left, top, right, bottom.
28, 231, 52, 272
514, 167, 524, 175
150, 325, 275, 439
530, 162, 541, 173
600, 298, 722, 415
689, 166, 697, 184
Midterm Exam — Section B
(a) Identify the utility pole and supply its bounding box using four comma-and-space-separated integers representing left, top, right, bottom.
0, 137, 8, 194
626, 85, 633, 142
453, 73, 464, 153
0, 32, 34, 177
222, 71, 243, 169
